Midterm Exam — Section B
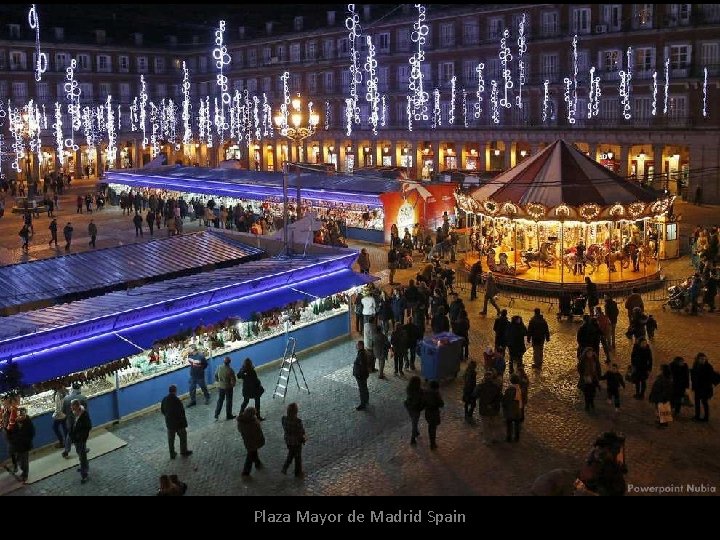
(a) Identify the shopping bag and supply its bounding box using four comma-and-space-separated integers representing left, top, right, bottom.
657, 402, 673, 423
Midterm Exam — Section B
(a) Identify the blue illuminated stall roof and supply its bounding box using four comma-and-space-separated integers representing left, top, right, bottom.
105, 166, 402, 207
0, 231, 264, 315
2, 268, 375, 385
0, 250, 360, 362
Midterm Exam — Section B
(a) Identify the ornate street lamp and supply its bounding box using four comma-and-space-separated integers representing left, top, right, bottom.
273, 93, 320, 255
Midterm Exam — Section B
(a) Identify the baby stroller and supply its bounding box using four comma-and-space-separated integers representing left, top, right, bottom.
557, 292, 587, 322
663, 280, 690, 312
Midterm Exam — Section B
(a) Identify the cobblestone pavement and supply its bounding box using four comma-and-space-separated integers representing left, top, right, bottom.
2, 189, 719, 496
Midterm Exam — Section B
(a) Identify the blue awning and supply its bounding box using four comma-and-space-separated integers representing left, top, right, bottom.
10, 269, 370, 385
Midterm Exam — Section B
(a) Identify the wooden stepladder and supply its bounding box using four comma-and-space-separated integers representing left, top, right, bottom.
272, 337, 309, 400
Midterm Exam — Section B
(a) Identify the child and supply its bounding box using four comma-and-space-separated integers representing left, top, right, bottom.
645, 315, 658, 340
600, 363, 626, 412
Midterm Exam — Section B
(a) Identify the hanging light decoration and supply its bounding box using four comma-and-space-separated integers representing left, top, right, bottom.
474, 62, 485, 119
432, 88, 441, 129
345, 97, 354, 136
139, 74, 148, 147
703, 67, 708, 118
449, 76, 457, 124
28, 5, 47, 82
253, 95, 261, 141
130, 97, 138, 132
64, 58, 81, 151
213, 19, 231, 142
516, 13, 526, 109
499, 28, 513, 108
587, 67, 600, 118
406, 95, 413, 131
106, 95, 116, 166
346, 4, 362, 126
663, 58, 670, 115
619, 47, 632, 120
408, 3, 429, 121
380, 95, 387, 127
563, 77, 574, 124
149, 102, 159, 158
205, 96, 213, 148
324, 100, 331, 131
182, 61, 192, 145
263, 93, 274, 138
0, 102, 6, 179
364, 35, 379, 135
651, 70, 658, 116
53, 102, 63, 168
542, 80, 550, 123
490, 80, 500, 124
9, 105, 24, 173
462, 88, 468, 128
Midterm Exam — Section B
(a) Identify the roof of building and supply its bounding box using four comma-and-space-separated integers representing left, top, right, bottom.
0, 230, 264, 315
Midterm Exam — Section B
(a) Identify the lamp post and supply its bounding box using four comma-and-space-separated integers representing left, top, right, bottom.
273, 93, 320, 255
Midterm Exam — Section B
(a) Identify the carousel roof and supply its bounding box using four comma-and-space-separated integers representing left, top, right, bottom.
466, 140, 667, 221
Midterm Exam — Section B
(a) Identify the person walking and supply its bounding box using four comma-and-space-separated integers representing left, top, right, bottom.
357, 248, 371, 274
69, 399, 91, 484
577, 347, 601, 412
422, 380, 444, 450
468, 259, 483, 301
630, 338, 653, 399
281, 402, 306, 477
6, 407, 35, 483
76, 195, 83, 214
505, 315, 528, 374
160, 384, 192, 459
237, 407, 265, 476
599, 363, 625, 412
649, 364, 674, 428
604, 295, 619, 349
214, 356, 237, 421
19, 224, 30, 252
48, 218, 58, 248
353, 340, 370, 410
526, 308, 550, 369
238, 357, 265, 420
502, 374, 523, 443
133, 211, 144, 237
690, 352, 719, 422
61, 382, 87, 458
187, 347, 211, 407
624, 290, 644, 324
372, 324, 390, 379
146, 209, 156, 236
404, 375, 424, 445
480, 272, 501, 316
669, 356, 690, 416
585, 276, 599, 313
475, 370, 503, 445
51, 383, 68, 449
87, 220, 97, 248
462, 360, 478, 422
63, 222, 73, 252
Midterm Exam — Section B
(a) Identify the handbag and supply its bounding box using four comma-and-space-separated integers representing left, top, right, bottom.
657, 402, 673, 423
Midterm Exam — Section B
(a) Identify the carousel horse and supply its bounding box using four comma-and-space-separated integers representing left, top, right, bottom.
521, 241, 556, 268
604, 248, 625, 272
623, 242, 641, 272
486, 248, 517, 275
582, 244, 605, 275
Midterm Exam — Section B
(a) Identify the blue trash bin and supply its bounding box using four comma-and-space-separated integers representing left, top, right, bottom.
418, 332, 464, 381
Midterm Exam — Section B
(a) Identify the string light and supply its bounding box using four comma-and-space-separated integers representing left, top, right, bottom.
663, 58, 669, 115
82, 106, 94, 155
213, 20, 231, 141
182, 61, 192, 145
346, 4, 362, 125
205, 96, 213, 148
9, 105, 24, 173
408, 3, 429, 121
364, 35, 379, 135
253, 95, 261, 141
263, 94, 274, 137
345, 97, 354, 136
490, 80, 500, 124
380, 95, 387, 127
139, 75, 148, 147
542, 80, 550, 123
587, 67, 600, 118
499, 28, 513, 108
651, 71, 658, 116
0, 102, 5, 179
449, 76, 457, 125
28, 5, 47, 82
406, 95, 413, 131
619, 47, 633, 120
106, 95, 116, 167
703, 66, 708, 118
563, 77, 574, 124
474, 63, 485, 119
516, 13, 526, 109
279, 71, 290, 134
117, 104, 121, 133
149, 102, 159, 158
324, 100, 331, 131
64, 59, 81, 151
431, 88, 440, 128
462, 88, 468, 128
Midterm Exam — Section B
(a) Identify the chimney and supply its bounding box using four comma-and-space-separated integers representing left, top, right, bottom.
294, 15, 304, 32
238, 26, 246, 40
327, 10, 336, 26
133, 32, 143, 46
266, 21, 274, 35
363, 5, 371, 21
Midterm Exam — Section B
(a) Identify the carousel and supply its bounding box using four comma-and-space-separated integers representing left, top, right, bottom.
456, 140, 674, 294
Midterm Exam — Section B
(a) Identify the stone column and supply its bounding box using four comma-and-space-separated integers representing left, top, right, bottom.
503, 140, 512, 170
619, 145, 629, 178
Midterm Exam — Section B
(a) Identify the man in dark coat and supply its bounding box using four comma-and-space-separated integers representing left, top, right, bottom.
505, 315, 527, 374
160, 384, 192, 459
526, 307, 550, 369
403, 317, 421, 371
187, 347, 211, 406
669, 356, 690, 416
7, 407, 35, 483
69, 399, 92, 483
353, 340, 370, 410
493, 309, 510, 351
63, 222, 73, 251
474, 370, 503, 445
468, 259, 483, 301
690, 353, 719, 422
604, 295, 620, 349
